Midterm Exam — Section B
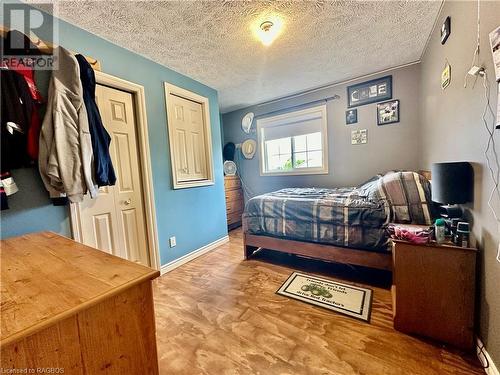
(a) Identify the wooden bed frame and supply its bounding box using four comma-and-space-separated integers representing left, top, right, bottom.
243, 232, 393, 271
242, 170, 432, 271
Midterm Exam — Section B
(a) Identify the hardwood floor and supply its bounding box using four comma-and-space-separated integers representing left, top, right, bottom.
153, 228, 483, 375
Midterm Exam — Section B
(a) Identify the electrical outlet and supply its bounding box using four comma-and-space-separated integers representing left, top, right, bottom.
169, 236, 176, 248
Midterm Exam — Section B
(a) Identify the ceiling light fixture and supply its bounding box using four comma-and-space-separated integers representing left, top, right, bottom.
254, 16, 283, 46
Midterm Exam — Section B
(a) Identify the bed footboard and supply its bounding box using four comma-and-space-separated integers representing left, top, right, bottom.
243, 231, 392, 271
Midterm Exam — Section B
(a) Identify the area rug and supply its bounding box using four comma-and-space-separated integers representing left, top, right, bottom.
276, 272, 373, 322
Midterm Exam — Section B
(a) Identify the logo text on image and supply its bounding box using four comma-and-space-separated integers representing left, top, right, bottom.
1, 3, 58, 70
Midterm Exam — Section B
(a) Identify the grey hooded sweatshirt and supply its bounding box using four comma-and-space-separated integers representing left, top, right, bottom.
39, 46, 97, 202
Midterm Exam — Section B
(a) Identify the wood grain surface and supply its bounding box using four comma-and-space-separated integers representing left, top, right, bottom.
154, 228, 483, 375
1, 232, 160, 374
392, 240, 477, 349
1, 232, 159, 346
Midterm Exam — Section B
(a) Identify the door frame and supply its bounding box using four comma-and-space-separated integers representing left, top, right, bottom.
69, 70, 161, 271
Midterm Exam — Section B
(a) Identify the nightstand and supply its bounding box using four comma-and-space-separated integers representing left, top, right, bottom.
391, 239, 477, 350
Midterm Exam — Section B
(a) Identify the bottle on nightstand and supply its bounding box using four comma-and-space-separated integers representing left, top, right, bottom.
456, 222, 470, 248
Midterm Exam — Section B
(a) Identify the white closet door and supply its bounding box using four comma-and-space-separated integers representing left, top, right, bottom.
168, 94, 207, 182
78, 85, 149, 266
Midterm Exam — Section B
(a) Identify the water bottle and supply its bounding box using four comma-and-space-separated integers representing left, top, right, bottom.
456, 222, 470, 248
435, 218, 446, 244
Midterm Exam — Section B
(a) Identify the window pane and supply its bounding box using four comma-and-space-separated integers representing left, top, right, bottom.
265, 137, 291, 156
267, 155, 281, 171
265, 139, 280, 156
259, 105, 327, 174
293, 152, 307, 168
280, 155, 293, 170
293, 134, 307, 152
306, 132, 322, 151
308, 150, 323, 167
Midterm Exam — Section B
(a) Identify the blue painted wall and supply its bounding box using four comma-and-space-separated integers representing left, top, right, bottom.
0, 2, 228, 266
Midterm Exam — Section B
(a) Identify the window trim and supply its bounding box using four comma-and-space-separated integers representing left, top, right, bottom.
257, 104, 329, 176
164, 82, 215, 189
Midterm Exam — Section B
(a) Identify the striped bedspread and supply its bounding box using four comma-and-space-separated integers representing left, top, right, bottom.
243, 171, 432, 252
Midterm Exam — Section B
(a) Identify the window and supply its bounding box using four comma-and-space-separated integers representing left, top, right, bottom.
258, 104, 328, 176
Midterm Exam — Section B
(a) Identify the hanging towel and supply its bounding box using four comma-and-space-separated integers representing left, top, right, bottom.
76, 54, 116, 187
38, 46, 97, 203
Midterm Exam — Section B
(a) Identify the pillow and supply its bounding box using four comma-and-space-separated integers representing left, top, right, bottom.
379, 171, 433, 225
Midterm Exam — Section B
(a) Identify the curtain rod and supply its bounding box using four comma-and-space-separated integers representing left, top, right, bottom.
255, 94, 340, 120
252, 60, 420, 110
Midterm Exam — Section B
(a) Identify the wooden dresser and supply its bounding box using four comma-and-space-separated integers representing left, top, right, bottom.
392, 239, 477, 350
1, 232, 160, 374
224, 175, 244, 230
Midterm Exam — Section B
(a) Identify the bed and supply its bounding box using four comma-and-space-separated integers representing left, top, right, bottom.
243, 171, 433, 271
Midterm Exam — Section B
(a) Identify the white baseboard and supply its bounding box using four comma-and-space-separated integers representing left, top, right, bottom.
477, 338, 500, 375
160, 235, 229, 275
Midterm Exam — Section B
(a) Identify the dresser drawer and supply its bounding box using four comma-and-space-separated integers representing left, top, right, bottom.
226, 199, 244, 214
226, 189, 243, 203
227, 212, 242, 225
224, 177, 241, 190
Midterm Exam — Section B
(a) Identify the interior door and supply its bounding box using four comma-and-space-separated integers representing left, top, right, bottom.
77, 84, 150, 266
168, 94, 207, 182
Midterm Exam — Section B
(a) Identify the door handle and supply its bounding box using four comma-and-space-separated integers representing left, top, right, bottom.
124, 198, 131, 205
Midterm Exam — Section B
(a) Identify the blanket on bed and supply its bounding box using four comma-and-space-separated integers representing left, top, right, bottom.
243, 171, 432, 252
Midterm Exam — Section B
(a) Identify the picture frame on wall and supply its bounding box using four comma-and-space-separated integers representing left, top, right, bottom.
377, 99, 400, 126
347, 75, 392, 108
345, 109, 358, 125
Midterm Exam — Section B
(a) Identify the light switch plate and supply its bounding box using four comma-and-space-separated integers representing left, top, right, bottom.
169, 236, 176, 247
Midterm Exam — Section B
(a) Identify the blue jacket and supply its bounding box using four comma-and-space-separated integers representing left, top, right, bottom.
76, 54, 116, 187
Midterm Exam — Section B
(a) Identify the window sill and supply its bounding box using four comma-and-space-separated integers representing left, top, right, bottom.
260, 169, 329, 177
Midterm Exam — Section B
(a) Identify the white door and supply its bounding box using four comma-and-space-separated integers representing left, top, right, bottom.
168, 94, 208, 182
78, 84, 150, 266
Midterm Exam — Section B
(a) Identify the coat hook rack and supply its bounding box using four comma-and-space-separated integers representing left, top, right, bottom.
0, 26, 101, 71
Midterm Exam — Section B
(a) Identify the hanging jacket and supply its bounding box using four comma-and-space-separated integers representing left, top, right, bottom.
38, 47, 98, 203
4, 30, 44, 160
76, 54, 116, 187
0, 68, 33, 170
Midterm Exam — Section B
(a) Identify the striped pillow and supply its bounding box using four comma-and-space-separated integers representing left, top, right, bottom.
380, 171, 433, 225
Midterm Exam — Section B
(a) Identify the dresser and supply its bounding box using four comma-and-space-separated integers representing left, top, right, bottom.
224, 175, 244, 230
392, 239, 477, 350
1, 232, 160, 374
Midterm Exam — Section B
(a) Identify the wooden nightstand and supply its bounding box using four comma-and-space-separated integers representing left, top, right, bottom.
391, 239, 477, 350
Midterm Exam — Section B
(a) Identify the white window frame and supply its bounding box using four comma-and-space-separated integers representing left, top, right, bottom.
164, 82, 215, 189
257, 104, 329, 176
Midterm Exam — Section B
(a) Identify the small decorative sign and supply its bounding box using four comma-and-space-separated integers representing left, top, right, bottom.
345, 109, 358, 125
441, 16, 451, 45
351, 129, 367, 145
347, 75, 392, 108
441, 62, 451, 90
377, 99, 400, 126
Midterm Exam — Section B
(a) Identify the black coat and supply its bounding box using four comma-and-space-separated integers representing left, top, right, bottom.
1, 69, 33, 171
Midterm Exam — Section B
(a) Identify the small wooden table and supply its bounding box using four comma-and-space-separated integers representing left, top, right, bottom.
391, 239, 477, 350
1, 232, 160, 374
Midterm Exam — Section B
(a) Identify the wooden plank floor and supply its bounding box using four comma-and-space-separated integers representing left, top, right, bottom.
153, 228, 483, 375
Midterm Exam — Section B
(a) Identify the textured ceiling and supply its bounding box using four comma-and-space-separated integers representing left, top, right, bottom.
32, 1, 442, 113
